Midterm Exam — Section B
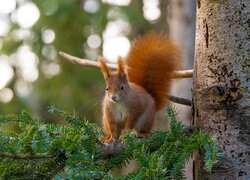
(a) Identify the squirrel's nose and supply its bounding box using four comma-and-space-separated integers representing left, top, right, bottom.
111, 95, 119, 102
112, 95, 117, 101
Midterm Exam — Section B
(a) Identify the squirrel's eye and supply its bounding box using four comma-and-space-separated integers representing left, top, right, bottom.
120, 85, 124, 90
106, 87, 109, 91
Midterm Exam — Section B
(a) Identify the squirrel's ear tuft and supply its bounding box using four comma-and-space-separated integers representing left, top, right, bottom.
117, 56, 127, 83
117, 56, 124, 73
99, 56, 110, 81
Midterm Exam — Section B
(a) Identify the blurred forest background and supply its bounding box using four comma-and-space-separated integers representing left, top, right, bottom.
0, 0, 172, 124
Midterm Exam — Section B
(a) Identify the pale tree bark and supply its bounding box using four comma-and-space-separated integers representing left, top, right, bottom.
168, 0, 196, 179
193, 0, 250, 179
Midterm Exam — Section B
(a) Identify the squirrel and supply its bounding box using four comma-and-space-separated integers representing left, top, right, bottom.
99, 32, 181, 143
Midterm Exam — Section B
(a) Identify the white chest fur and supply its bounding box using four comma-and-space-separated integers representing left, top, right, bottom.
111, 103, 128, 123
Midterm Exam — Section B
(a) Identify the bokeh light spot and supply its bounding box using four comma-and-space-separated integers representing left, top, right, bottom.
0, 88, 13, 103
0, 56, 14, 89
0, 0, 16, 14
143, 0, 161, 22
87, 34, 102, 49
102, 0, 131, 6
103, 36, 130, 62
42, 29, 55, 44
16, 2, 40, 28
84, 0, 99, 13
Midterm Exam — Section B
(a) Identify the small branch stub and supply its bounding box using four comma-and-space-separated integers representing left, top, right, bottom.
169, 95, 192, 106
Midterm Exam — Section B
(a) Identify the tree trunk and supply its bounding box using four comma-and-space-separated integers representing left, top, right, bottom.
193, 0, 250, 179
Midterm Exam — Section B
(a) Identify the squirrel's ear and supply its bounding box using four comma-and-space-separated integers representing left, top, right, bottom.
99, 56, 110, 81
117, 56, 127, 83
117, 56, 124, 74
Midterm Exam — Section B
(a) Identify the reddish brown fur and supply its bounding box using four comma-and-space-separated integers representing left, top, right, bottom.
99, 56, 110, 80
99, 33, 181, 143
126, 32, 181, 110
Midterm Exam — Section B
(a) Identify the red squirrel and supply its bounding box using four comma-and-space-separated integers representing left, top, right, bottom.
99, 32, 181, 143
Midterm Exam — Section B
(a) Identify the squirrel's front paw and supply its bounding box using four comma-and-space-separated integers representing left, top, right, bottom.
137, 131, 151, 138
100, 135, 115, 144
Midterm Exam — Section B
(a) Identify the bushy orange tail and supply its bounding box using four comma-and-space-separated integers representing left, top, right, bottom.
125, 32, 181, 111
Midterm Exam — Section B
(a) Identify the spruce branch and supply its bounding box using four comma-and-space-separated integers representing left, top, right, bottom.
0, 106, 218, 179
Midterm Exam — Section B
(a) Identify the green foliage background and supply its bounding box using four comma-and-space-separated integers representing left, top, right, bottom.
0, 0, 161, 122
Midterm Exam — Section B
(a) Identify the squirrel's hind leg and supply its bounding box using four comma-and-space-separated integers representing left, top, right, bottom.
134, 108, 156, 137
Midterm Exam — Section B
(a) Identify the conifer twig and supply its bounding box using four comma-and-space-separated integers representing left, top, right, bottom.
0, 152, 56, 159
59, 51, 117, 70
59, 51, 193, 78
97, 142, 127, 159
